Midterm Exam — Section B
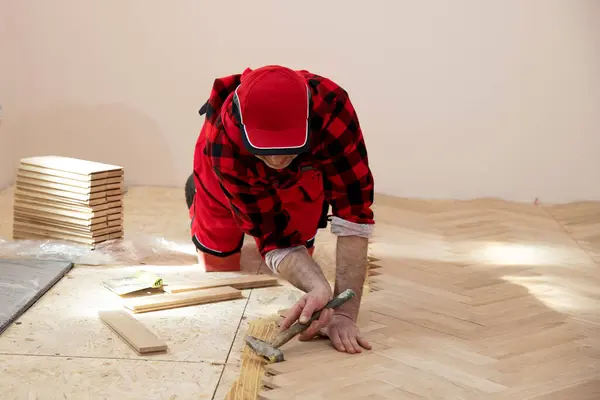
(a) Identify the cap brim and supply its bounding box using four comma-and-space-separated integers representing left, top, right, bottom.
241, 123, 310, 156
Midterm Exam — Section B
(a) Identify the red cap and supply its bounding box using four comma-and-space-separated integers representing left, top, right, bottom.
234, 65, 310, 155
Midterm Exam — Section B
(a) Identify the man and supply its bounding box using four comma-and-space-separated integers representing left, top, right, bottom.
185, 65, 375, 354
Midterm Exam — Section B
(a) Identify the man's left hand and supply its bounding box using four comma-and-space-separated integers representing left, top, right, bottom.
312, 313, 372, 354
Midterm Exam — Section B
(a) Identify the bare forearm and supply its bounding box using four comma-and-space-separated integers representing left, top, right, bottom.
277, 248, 331, 295
334, 235, 369, 320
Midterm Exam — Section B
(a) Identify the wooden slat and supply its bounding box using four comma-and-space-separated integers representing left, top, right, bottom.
13, 214, 121, 231
98, 310, 168, 355
124, 286, 243, 313
13, 208, 121, 227
14, 193, 121, 212
14, 201, 122, 220
16, 169, 122, 188
164, 275, 280, 294
20, 156, 123, 177
15, 182, 121, 201
13, 229, 108, 245
14, 220, 121, 238
14, 187, 113, 206
16, 175, 121, 195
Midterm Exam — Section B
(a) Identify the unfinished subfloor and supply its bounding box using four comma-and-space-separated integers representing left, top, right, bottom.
0, 185, 599, 399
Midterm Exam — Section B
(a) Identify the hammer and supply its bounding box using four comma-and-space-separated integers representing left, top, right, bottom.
244, 288, 356, 363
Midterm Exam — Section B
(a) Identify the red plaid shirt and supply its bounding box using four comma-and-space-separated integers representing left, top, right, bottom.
200, 68, 375, 256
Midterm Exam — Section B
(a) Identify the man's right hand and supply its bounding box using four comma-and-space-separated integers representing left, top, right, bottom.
279, 287, 334, 341
276, 246, 334, 340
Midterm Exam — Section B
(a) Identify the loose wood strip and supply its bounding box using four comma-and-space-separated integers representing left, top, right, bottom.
164, 275, 279, 294
124, 286, 243, 313
98, 309, 168, 355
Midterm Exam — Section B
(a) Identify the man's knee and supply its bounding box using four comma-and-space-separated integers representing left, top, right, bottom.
185, 173, 195, 210
193, 234, 244, 272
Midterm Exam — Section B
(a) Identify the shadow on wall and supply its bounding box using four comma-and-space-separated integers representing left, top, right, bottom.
4, 103, 178, 188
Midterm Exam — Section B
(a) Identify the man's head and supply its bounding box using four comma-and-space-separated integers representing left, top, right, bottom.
232, 65, 310, 169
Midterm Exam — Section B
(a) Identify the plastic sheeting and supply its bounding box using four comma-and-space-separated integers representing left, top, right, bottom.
0, 235, 198, 266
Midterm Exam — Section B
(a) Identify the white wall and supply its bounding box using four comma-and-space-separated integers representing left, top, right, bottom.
0, 133, 12, 190
0, 1, 14, 189
1, 0, 599, 202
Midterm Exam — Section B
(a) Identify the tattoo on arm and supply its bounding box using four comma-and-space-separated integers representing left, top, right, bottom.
334, 235, 369, 321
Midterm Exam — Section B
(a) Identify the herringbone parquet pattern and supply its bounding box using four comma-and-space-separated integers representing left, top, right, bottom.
246, 196, 600, 400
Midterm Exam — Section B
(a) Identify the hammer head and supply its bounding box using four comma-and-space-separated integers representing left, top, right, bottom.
245, 335, 284, 363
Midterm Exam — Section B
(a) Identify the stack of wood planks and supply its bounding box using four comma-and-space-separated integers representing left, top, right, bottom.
12, 155, 124, 247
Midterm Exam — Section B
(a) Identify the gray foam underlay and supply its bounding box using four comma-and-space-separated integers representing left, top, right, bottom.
0, 258, 73, 335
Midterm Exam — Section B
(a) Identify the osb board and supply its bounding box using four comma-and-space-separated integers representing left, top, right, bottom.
0, 355, 222, 398
226, 318, 279, 400
0, 259, 253, 363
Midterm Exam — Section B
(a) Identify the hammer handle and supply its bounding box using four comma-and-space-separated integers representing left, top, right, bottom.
271, 288, 356, 349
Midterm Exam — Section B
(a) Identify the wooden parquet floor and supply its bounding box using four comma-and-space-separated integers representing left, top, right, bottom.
234, 197, 600, 399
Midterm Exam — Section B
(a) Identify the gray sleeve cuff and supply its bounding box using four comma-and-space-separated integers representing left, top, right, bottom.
264, 245, 306, 274
330, 216, 374, 238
